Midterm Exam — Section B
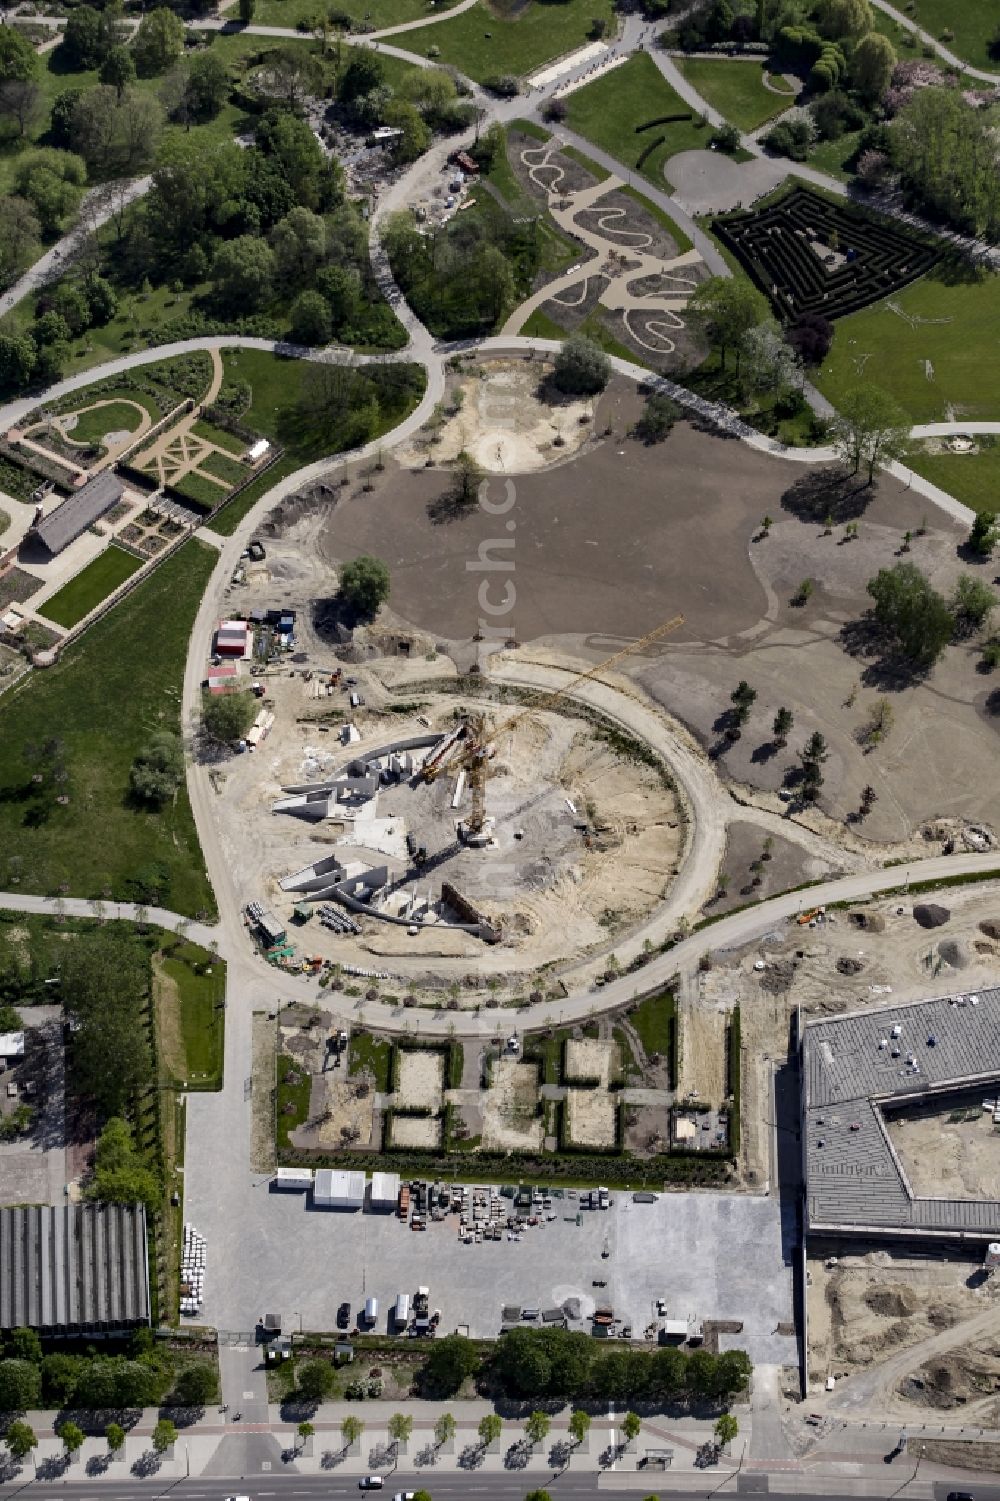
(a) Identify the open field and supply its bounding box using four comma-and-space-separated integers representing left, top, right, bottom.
38, 544, 144, 628
392, 0, 618, 81
895, 0, 1000, 72
908, 444, 1000, 515
0, 540, 216, 915
815, 266, 1000, 423
154, 939, 226, 1092
253, 0, 434, 27
64, 401, 146, 447
676, 57, 793, 131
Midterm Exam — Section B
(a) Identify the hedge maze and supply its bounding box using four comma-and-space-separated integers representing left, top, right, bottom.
713, 186, 940, 322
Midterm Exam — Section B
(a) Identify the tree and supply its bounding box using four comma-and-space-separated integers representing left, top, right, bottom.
0, 26, 37, 83
690, 276, 767, 372
270, 204, 326, 284
15, 150, 86, 237
341, 1414, 363, 1450
316, 263, 361, 331
968, 510, 998, 558
298, 1360, 336, 1404
152, 1420, 176, 1455
799, 730, 828, 800
730, 679, 757, 726
525, 1411, 551, 1447
105, 1422, 125, 1455
129, 731, 184, 807
551, 333, 611, 395
5, 1328, 41, 1364
817, 0, 872, 35
889, 86, 1000, 240
87, 1117, 161, 1210
787, 311, 833, 365
182, 51, 231, 122
635, 391, 681, 443
289, 289, 332, 346
773, 706, 793, 745
714, 1412, 739, 1448
866, 562, 954, 666
211, 235, 274, 311
339, 50, 384, 103
739, 320, 801, 396
568, 1409, 591, 1446
134, 9, 185, 77
524, 1493, 552, 1501
5, 1421, 36, 1461
0, 195, 40, 289
388, 1412, 413, 1448
71, 86, 162, 177
833, 386, 909, 484
952, 575, 996, 636
61, 933, 152, 1117
434, 1412, 456, 1448
62, 7, 103, 69
0, 78, 41, 138
478, 1413, 502, 1448
340, 554, 390, 619
40, 1353, 81, 1406
100, 45, 136, 102
173, 1363, 215, 1406
239, 0, 256, 20
851, 31, 895, 101
621, 1412, 642, 1444
202, 689, 258, 748
59, 1422, 85, 1460
424, 1334, 480, 1396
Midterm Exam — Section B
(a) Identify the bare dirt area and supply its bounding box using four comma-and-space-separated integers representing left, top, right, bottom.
481, 1056, 544, 1150
395, 1049, 444, 1111
564, 1036, 617, 1085
910, 1436, 1000, 1471
251, 1012, 277, 1173
807, 1250, 1000, 1388
564, 1084, 617, 1147
708, 818, 848, 914
887, 1101, 1000, 1201
676, 1003, 727, 1107
395, 358, 599, 473
387, 1113, 442, 1148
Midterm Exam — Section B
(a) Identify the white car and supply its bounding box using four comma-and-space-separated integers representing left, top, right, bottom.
394, 1492, 416, 1500
359, 1480, 384, 1491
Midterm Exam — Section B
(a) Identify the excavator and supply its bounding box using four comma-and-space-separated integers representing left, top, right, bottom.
422, 613, 685, 842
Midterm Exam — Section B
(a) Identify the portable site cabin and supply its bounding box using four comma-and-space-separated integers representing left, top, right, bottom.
272, 1167, 314, 1191
370, 1171, 400, 1212
313, 1168, 366, 1210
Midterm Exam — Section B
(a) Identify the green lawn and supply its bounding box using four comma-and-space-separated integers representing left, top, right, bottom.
172, 469, 227, 510
39, 544, 144, 629
392, 0, 618, 81
908, 444, 1000, 516
806, 127, 863, 182
2, 280, 211, 377
815, 267, 1000, 423
65, 401, 147, 446
156, 938, 225, 1090
207, 455, 301, 536
676, 57, 793, 132
253, 0, 436, 26
277, 1052, 312, 1150
893, 0, 1000, 72
628, 990, 675, 1057
199, 450, 248, 486
349, 1029, 391, 1090
0, 540, 217, 915
565, 52, 731, 193
521, 308, 567, 340
192, 419, 245, 455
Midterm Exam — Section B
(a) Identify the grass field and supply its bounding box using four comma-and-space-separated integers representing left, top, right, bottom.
277, 1052, 312, 1149
807, 127, 863, 182
207, 455, 301, 537
815, 267, 1000, 423
393, 0, 618, 81
349, 1029, 391, 1091
565, 53, 729, 192
908, 444, 1000, 516
0, 540, 217, 915
39, 544, 144, 629
895, 0, 1000, 72
521, 308, 568, 340
155, 938, 225, 1090
191, 419, 245, 455
253, 0, 434, 26
65, 401, 146, 446
172, 469, 226, 510
676, 57, 793, 131
199, 450, 248, 486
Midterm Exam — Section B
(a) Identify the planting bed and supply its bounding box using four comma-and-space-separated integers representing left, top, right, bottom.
713, 185, 941, 321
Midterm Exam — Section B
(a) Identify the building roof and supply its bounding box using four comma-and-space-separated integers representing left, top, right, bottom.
314, 1169, 366, 1202
31, 472, 125, 556
802, 988, 1000, 1240
0, 1031, 25, 1057
371, 1171, 400, 1202
0, 1204, 150, 1332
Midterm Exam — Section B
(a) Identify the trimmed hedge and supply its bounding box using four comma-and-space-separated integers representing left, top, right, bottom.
635, 112, 692, 132
727, 1005, 741, 1156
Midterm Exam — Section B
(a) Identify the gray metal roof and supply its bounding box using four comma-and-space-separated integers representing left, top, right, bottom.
0, 1204, 150, 1331
802, 989, 1000, 1239
32, 472, 125, 556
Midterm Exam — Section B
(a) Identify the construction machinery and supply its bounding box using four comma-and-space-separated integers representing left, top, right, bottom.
422, 614, 684, 841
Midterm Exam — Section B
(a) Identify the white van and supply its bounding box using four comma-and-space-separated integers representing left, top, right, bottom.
364, 1296, 378, 1325
394, 1292, 410, 1327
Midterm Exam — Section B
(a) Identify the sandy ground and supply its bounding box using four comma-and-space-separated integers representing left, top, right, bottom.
395, 358, 598, 473
677, 1002, 728, 1108
395, 1049, 444, 1111
564, 1036, 617, 1085
888, 1106, 1000, 1200
388, 1113, 442, 1148
564, 1084, 617, 1147
481, 1056, 544, 1150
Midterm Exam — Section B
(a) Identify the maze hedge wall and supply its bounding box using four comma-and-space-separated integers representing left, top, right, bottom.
713, 186, 940, 322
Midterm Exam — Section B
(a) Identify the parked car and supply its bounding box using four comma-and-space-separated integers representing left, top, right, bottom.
337, 1301, 351, 1328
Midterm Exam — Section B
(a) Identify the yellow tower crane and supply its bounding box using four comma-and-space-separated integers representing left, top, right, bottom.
425, 613, 685, 840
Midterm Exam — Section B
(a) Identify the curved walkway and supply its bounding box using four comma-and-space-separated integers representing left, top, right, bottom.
868, 0, 1000, 84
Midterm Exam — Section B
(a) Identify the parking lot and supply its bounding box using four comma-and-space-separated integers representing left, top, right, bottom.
198, 1179, 796, 1366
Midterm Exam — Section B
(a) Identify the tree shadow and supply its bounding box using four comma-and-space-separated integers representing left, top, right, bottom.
0, 1458, 22, 1484
548, 1439, 573, 1470
780, 466, 873, 525
750, 740, 780, 764
279, 1397, 319, 1424
86, 1454, 112, 1476
413, 1441, 439, 1467
839, 614, 934, 688
927, 252, 988, 287
426, 486, 477, 525
37, 1456, 70, 1481
130, 1451, 162, 1477
458, 1443, 485, 1470
503, 1440, 531, 1470
320, 1449, 346, 1470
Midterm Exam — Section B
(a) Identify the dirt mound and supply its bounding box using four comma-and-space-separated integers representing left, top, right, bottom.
937, 939, 968, 969
836, 956, 865, 975
849, 909, 885, 932
914, 902, 950, 928
980, 920, 1000, 941
865, 1284, 920, 1318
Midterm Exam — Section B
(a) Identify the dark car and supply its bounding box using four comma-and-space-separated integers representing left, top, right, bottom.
946, 1493, 975, 1501
337, 1301, 351, 1329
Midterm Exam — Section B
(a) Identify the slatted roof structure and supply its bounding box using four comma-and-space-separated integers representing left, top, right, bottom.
0, 1204, 150, 1333
30, 472, 125, 556
802, 988, 1000, 1241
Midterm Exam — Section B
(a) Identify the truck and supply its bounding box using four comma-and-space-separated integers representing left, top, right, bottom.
394, 1293, 410, 1328
398, 1184, 410, 1219
363, 1296, 378, 1326
593, 1305, 614, 1327
414, 1286, 430, 1320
